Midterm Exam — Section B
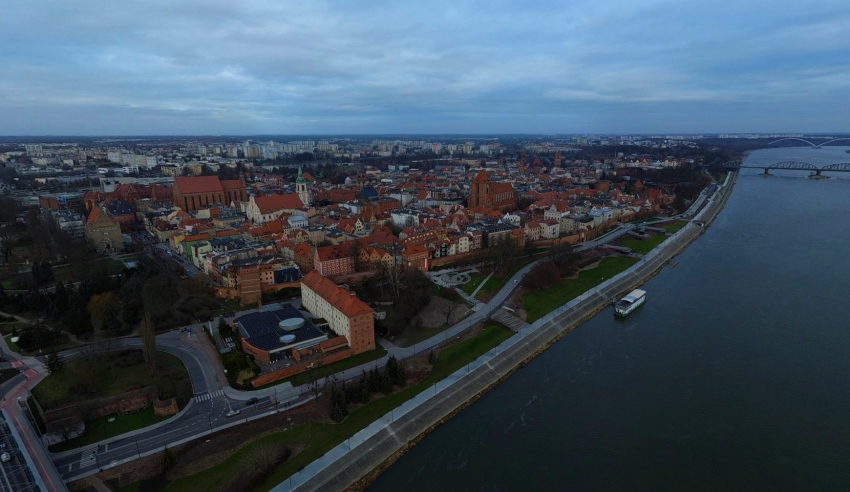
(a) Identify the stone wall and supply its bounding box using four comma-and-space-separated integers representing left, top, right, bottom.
153, 397, 178, 417
40, 386, 157, 433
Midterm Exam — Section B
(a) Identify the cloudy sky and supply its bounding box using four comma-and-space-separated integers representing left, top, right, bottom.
2, 0, 849, 135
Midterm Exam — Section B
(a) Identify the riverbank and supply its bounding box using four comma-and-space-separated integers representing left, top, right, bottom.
288, 173, 738, 492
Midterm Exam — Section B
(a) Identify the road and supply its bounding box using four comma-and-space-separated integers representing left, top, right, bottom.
0, 335, 67, 491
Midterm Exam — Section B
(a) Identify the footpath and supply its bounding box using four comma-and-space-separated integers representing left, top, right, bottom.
281, 172, 737, 492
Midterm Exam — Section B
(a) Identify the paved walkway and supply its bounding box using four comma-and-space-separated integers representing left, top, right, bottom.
490, 309, 530, 331
469, 270, 495, 298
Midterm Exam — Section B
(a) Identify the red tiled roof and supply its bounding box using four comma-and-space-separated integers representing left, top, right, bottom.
221, 179, 245, 190
315, 243, 354, 262
87, 207, 102, 225
254, 194, 304, 214
294, 242, 312, 259
174, 176, 224, 194
301, 271, 373, 318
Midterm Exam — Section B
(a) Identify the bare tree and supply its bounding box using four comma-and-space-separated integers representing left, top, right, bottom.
141, 310, 158, 376
381, 264, 402, 299
239, 442, 281, 476
58, 422, 79, 443
440, 302, 456, 326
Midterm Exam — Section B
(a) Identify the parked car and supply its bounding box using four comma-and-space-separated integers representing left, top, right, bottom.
246, 397, 259, 406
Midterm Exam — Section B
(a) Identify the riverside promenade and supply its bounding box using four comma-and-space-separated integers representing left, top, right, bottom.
278, 172, 737, 492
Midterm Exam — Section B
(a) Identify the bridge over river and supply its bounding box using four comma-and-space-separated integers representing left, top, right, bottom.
723, 160, 850, 176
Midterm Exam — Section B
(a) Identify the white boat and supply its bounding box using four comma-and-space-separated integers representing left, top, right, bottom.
614, 289, 646, 317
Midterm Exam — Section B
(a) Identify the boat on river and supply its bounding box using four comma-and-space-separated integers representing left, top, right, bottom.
614, 289, 646, 317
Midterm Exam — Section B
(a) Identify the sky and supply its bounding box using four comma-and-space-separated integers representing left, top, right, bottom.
2, 0, 849, 135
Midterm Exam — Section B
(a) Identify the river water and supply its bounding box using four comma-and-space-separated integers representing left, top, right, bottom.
369, 147, 850, 491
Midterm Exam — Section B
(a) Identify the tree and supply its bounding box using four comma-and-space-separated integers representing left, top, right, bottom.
384, 355, 406, 387
358, 369, 370, 403
53, 283, 69, 317
30, 260, 54, 286
161, 447, 176, 472
439, 302, 456, 326
524, 261, 561, 292
348, 240, 365, 272
141, 311, 158, 376
46, 352, 65, 374
87, 292, 121, 321
327, 378, 348, 422
101, 295, 123, 334
309, 361, 325, 400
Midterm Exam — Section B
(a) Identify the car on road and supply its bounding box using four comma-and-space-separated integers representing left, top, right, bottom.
246, 397, 259, 406
0, 452, 9, 463
226, 409, 240, 417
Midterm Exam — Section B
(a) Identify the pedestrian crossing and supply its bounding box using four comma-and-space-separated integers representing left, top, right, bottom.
80, 449, 97, 468
194, 389, 224, 402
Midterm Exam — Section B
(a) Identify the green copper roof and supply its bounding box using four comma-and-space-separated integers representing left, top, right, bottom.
296, 165, 306, 184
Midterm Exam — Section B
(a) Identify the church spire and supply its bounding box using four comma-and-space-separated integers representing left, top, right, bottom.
296, 165, 306, 184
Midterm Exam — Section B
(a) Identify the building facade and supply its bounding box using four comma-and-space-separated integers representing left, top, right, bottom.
300, 272, 375, 355
85, 207, 123, 251
469, 171, 517, 212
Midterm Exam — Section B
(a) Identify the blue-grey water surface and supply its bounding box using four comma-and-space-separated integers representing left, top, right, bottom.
369, 148, 850, 491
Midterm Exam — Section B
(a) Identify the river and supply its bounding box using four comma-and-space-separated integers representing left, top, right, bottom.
369, 147, 850, 491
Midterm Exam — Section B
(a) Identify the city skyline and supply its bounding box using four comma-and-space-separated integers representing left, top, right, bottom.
3, 0, 850, 135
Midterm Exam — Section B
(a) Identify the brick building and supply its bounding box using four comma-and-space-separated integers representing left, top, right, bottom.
85, 207, 123, 252
300, 271, 375, 355
469, 171, 517, 212
173, 176, 248, 212
313, 243, 355, 277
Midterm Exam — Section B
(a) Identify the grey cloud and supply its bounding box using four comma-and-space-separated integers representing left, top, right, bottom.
1, 0, 849, 134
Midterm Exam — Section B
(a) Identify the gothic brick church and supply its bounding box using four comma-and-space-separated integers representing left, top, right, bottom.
469, 171, 518, 212
173, 176, 248, 211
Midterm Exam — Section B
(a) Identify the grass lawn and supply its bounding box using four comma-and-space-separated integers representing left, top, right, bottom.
4, 335, 24, 355
522, 257, 639, 323
0, 322, 27, 336
617, 234, 668, 255
1, 257, 127, 289
259, 344, 389, 389
459, 273, 485, 295
660, 221, 688, 234
164, 322, 515, 492
395, 308, 474, 348
475, 258, 537, 300
32, 351, 189, 411
49, 406, 172, 452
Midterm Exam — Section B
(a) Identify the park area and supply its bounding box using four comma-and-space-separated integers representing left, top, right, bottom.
521, 256, 639, 323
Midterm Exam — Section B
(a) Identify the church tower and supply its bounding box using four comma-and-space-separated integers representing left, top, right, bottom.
296, 166, 311, 206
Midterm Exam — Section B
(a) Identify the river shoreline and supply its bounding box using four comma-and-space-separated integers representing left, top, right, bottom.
291, 174, 738, 492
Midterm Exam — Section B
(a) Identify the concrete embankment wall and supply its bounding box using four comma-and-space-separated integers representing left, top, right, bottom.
291, 174, 738, 492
